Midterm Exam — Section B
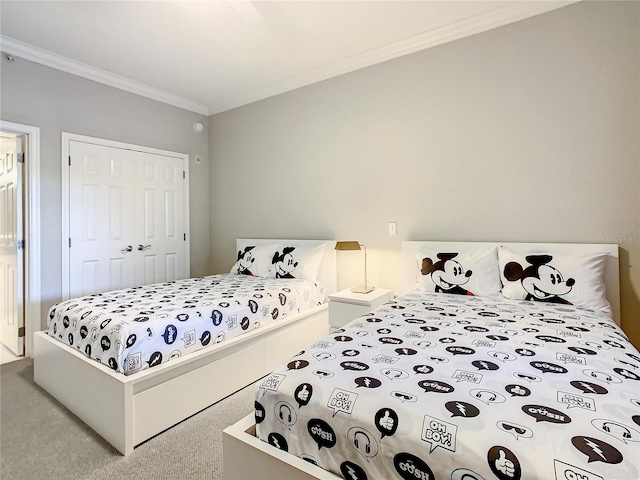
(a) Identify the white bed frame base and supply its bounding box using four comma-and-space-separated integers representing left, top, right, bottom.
222, 241, 621, 480
33, 239, 336, 455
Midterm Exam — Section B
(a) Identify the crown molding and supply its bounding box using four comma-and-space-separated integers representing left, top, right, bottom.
1, 1, 577, 117
0, 35, 210, 115
208, 0, 578, 114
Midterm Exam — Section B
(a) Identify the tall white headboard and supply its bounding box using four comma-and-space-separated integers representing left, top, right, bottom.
401, 241, 620, 325
237, 239, 337, 296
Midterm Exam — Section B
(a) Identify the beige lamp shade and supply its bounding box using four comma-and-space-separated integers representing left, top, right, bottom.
335, 241, 374, 293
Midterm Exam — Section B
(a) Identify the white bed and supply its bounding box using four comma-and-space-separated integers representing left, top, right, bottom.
33, 239, 337, 455
223, 240, 625, 480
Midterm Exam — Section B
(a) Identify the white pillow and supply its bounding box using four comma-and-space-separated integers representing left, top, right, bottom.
268, 243, 325, 281
415, 246, 500, 298
498, 246, 610, 312
230, 243, 278, 277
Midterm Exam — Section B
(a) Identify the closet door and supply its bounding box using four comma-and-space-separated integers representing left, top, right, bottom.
68, 141, 137, 297
67, 139, 188, 298
134, 151, 186, 285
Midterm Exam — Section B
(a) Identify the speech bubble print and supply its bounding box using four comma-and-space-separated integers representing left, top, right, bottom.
615, 358, 639, 370
427, 355, 449, 364
522, 405, 571, 424
343, 349, 360, 357
254, 401, 265, 424
275, 401, 297, 430
372, 354, 398, 364
451, 469, 486, 480
377, 328, 392, 335
571, 436, 623, 464
395, 348, 417, 356
553, 460, 604, 480
259, 373, 286, 392
488, 351, 517, 363
287, 359, 309, 371
340, 462, 368, 480
391, 391, 418, 403
570, 380, 608, 395
419, 380, 454, 394
420, 325, 439, 332
354, 330, 373, 338
421, 415, 457, 453
308, 419, 337, 450
496, 421, 533, 441
511, 372, 540, 384
604, 339, 625, 349
487, 446, 521, 480
394, 453, 434, 480
382, 368, 409, 381
413, 364, 434, 375
327, 388, 358, 417
100, 336, 111, 351
452, 370, 483, 384
515, 348, 535, 357
447, 346, 475, 356
199, 330, 211, 346
535, 335, 566, 344
472, 360, 499, 371
557, 391, 596, 411
210, 309, 223, 326
182, 329, 196, 347
627, 352, 640, 363
591, 419, 640, 444
341, 361, 369, 372
469, 389, 506, 405
568, 346, 598, 356
334, 335, 353, 342
614, 367, 640, 381
556, 352, 586, 365
465, 326, 489, 333
486, 335, 509, 342
375, 408, 399, 438
294, 383, 313, 408
505, 384, 531, 398
348, 427, 379, 461
472, 340, 496, 348
313, 369, 334, 380
413, 340, 437, 349
439, 337, 456, 344
530, 361, 568, 374
633, 415, 640, 427
267, 432, 288, 451
583, 369, 622, 384
445, 401, 480, 418
146, 351, 163, 368
355, 376, 382, 389
215, 331, 225, 343
379, 337, 403, 345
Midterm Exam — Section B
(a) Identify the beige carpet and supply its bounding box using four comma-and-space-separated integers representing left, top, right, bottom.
0, 358, 258, 480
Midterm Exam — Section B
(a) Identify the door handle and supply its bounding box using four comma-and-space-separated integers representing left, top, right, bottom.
137, 244, 151, 251
121, 245, 133, 253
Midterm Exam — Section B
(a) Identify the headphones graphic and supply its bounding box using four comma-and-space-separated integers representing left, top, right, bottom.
476, 391, 497, 402
278, 404, 292, 423
602, 421, 631, 439
354, 431, 371, 454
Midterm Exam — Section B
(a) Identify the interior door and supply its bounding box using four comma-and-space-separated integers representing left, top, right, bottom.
69, 141, 137, 297
0, 132, 24, 356
134, 151, 186, 285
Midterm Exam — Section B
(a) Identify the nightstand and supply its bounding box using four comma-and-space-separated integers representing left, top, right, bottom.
328, 288, 394, 329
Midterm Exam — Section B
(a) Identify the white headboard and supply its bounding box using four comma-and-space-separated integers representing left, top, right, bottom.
237, 239, 337, 296
401, 241, 620, 325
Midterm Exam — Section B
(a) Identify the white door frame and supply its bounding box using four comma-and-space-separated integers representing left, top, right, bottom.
61, 132, 190, 299
0, 120, 41, 358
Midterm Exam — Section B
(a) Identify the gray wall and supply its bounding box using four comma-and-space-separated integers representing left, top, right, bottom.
0, 60, 211, 323
209, 1, 640, 346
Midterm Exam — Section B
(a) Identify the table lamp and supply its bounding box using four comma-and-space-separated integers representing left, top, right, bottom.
335, 241, 374, 293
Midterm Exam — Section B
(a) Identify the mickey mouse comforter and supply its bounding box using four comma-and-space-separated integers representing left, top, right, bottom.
46, 273, 325, 375
255, 291, 640, 480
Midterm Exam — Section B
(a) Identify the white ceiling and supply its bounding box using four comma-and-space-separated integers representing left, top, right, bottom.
0, 1, 576, 116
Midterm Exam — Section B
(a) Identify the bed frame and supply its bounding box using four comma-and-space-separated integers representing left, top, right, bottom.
33, 239, 337, 456
222, 240, 620, 480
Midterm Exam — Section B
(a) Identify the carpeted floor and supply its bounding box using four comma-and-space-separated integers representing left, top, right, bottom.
0, 358, 258, 480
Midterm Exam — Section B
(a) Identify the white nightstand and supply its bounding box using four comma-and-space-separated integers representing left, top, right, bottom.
328, 288, 394, 329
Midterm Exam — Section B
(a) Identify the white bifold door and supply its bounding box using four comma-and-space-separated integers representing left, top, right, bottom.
67, 138, 188, 299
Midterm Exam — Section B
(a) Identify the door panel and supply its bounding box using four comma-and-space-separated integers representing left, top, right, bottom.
69, 141, 137, 297
0, 132, 24, 356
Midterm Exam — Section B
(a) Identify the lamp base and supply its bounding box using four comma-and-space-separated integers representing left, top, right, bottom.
351, 285, 375, 294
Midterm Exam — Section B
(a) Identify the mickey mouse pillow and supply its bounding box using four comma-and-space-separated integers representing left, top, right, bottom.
269, 244, 325, 282
415, 246, 501, 298
230, 243, 278, 277
498, 246, 611, 312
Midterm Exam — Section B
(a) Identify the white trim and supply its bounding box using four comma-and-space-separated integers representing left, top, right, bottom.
2, 1, 577, 115
0, 121, 41, 358
0, 35, 209, 116
61, 132, 190, 300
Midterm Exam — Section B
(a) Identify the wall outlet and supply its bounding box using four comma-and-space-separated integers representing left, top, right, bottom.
388, 222, 397, 236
